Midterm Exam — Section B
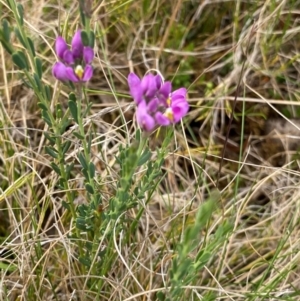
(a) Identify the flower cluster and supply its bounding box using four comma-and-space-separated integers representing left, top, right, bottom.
128, 72, 189, 131
52, 30, 94, 83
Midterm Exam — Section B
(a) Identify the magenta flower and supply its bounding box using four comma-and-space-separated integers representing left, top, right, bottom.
127, 72, 189, 132
52, 30, 94, 83
155, 88, 189, 125
128, 72, 162, 104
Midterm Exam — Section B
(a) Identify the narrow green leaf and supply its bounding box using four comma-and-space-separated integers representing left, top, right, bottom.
59, 177, 67, 188
17, 4, 24, 25
56, 103, 63, 119
68, 100, 78, 123
42, 110, 52, 126
81, 167, 89, 180
37, 102, 47, 111
50, 162, 61, 175
27, 37, 35, 57
12, 51, 27, 70
78, 256, 91, 267
62, 200, 70, 210
78, 152, 88, 170
45, 146, 58, 159
43, 132, 56, 145
2, 19, 11, 42
14, 28, 26, 48
68, 92, 76, 102
73, 131, 84, 140
89, 161, 95, 178
85, 183, 94, 194
45, 85, 52, 101
34, 57, 42, 78
33, 73, 41, 90
0, 36, 13, 55
80, 30, 89, 46
62, 140, 72, 155
66, 163, 74, 179
138, 149, 151, 166
89, 31, 95, 48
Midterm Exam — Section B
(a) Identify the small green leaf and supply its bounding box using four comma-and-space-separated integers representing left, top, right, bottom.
17, 4, 24, 25
73, 131, 84, 140
44, 85, 52, 101
68, 100, 78, 123
66, 163, 74, 179
79, 256, 91, 267
2, 19, 11, 42
62, 200, 70, 210
41, 110, 52, 126
43, 132, 56, 144
81, 167, 89, 180
50, 162, 61, 175
59, 177, 67, 188
27, 37, 35, 57
14, 28, 26, 48
89, 162, 95, 178
12, 51, 27, 70
34, 57, 42, 78
68, 92, 76, 102
80, 30, 89, 46
0, 37, 13, 55
62, 140, 72, 155
56, 103, 63, 119
78, 152, 88, 169
85, 183, 94, 194
37, 102, 47, 111
45, 146, 58, 159
138, 149, 151, 166
89, 31, 95, 48
33, 73, 41, 90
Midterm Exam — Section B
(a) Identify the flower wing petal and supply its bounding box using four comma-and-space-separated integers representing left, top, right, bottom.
52, 62, 68, 81
155, 111, 171, 126
82, 65, 93, 81
66, 67, 79, 82
136, 101, 156, 132
128, 73, 142, 104
171, 99, 189, 122
55, 37, 68, 60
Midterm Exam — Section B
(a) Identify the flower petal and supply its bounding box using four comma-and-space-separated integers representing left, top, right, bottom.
141, 74, 158, 99
52, 62, 68, 81
66, 67, 79, 82
147, 98, 159, 113
128, 73, 142, 104
155, 111, 171, 126
83, 47, 94, 64
55, 37, 68, 60
136, 101, 156, 132
63, 49, 74, 64
71, 30, 84, 59
159, 81, 172, 100
82, 65, 93, 81
155, 75, 163, 89
171, 99, 189, 122
171, 88, 187, 101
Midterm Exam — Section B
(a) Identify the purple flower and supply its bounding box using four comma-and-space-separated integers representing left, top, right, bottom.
136, 100, 156, 132
155, 88, 189, 125
52, 30, 94, 83
128, 72, 189, 132
128, 72, 162, 104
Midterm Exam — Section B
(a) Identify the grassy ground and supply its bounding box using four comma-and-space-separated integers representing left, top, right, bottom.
1, 0, 300, 300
